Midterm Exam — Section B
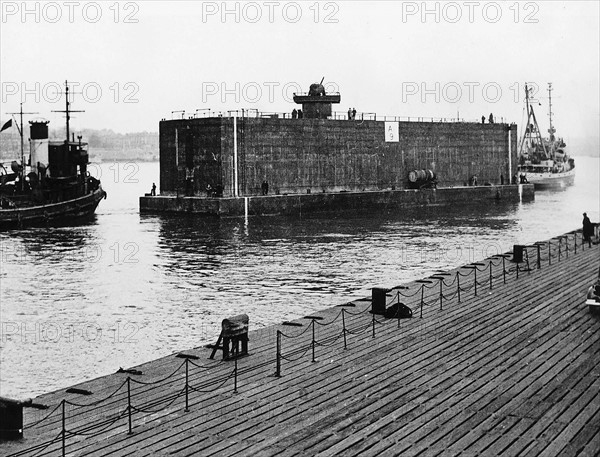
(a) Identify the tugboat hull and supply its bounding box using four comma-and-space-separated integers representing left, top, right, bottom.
0, 186, 106, 229
521, 168, 576, 190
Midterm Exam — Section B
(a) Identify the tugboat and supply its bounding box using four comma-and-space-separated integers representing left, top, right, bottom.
517, 83, 575, 189
0, 81, 106, 229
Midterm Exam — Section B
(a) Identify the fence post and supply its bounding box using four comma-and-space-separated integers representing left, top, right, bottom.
558, 238, 562, 261
526, 250, 531, 274
548, 240, 552, 265
185, 358, 189, 412
234, 357, 238, 393
312, 319, 317, 362
342, 309, 348, 349
502, 256, 506, 284
439, 279, 443, 309
536, 244, 541, 269
574, 232, 577, 254
457, 272, 461, 303
275, 330, 281, 377
474, 268, 478, 296
565, 236, 569, 259
61, 400, 66, 457
127, 377, 132, 435
420, 285, 424, 318
372, 309, 376, 338
489, 262, 493, 289
397, 293, 402, 328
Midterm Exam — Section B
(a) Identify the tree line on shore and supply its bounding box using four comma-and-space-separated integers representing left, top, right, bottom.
0, 128, 159, 162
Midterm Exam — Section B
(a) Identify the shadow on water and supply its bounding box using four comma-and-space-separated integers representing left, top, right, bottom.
145, 197, 523, 248
136, 198, 526, 295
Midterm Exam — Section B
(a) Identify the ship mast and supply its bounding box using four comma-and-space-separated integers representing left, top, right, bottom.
547, 83, 555, 141
52, 80, 84, 143
518, 83, 548, 158
7, 103, 37, 190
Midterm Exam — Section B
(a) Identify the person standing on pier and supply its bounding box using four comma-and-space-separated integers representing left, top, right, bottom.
583, 212, 594, 247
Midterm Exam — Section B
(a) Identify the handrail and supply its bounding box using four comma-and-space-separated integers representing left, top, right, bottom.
166, 108, 512, 124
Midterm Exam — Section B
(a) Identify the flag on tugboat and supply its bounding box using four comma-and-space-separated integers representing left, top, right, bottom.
0, 119, 12, 133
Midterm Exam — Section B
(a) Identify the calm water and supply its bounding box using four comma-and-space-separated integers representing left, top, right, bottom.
1, 157, 598, 399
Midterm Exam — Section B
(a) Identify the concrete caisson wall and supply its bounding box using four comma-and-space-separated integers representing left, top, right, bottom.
140, 185, 535, 217
159, 117, 518, 197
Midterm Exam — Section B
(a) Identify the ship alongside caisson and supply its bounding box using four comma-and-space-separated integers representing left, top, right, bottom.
517, 83, 575, 189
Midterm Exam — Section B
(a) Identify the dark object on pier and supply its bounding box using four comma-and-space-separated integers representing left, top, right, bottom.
0, 397, 24, 440
117, 367, 143, 375
372, 288, 413, 319
0, 397, 46, 440
209, 314, 249, 360
176, 353, 200, 360
371, 287, 390, 315
66, 387, 93, 395
385, 302, 413, 319
513, 245, 525, 263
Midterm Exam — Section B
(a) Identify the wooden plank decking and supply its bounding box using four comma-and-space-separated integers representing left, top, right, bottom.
3, 232, 599, 456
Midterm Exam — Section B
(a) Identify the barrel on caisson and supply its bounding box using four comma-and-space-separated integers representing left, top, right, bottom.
407, 169, 437, 189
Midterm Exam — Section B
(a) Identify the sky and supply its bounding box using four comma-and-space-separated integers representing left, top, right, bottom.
0, 1, 598, 146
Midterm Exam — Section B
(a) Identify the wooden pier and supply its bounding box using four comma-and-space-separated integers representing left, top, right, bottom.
3, 231, 599, 456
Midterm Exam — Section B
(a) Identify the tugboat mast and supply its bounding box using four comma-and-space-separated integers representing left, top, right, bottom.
7, 103, 37, 190
52, 80, 84, 143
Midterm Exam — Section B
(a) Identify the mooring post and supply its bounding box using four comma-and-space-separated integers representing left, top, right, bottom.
185, 358, 189, 412
275, 330, 281, 377
127, 377, 132, 435
61, 400, 66, 457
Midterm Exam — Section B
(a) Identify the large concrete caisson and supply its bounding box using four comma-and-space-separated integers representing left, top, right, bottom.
156, 117, 519, 197
142, 82, 532, 216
